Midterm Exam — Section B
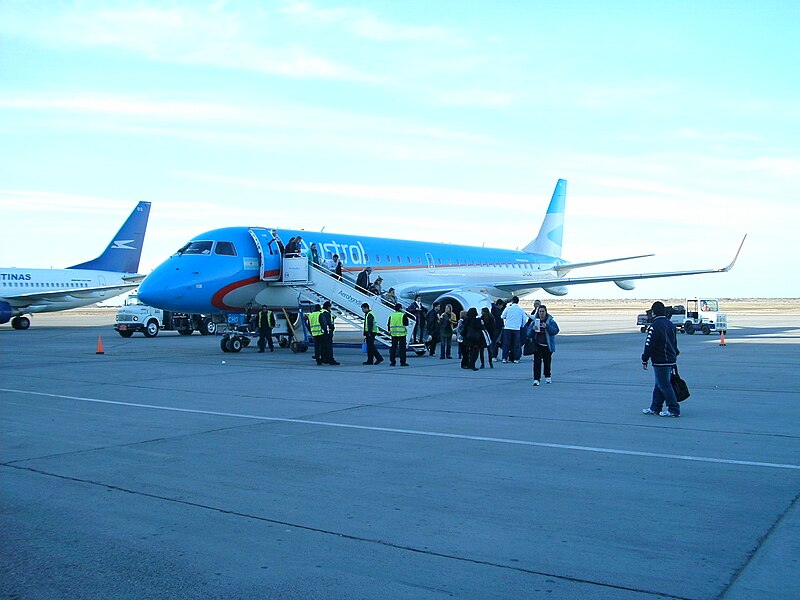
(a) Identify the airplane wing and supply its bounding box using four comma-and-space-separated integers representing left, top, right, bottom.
554, 253, 654, 276
2, 282, 141, 309
413, 235, 746, 300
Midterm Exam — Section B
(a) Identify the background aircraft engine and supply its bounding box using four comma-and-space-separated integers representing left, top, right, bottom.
614, 279, 636, 290
0, 301, 13, 324
542, 286, 569, 296
433, 291, 492, 316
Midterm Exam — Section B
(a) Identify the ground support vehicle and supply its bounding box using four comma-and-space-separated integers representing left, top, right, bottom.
637, 298, 727, 335
115, 295, 215, 338
217, 309, 304, 353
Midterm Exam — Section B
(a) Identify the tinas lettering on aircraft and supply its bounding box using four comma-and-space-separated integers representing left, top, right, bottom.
1, 273, 32, 280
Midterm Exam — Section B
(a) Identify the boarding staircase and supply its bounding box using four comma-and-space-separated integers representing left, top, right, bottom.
274, 258, 417, 349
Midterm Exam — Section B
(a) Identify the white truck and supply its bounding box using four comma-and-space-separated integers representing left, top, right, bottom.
637, 298, 728, 335
114, 294, 215, 338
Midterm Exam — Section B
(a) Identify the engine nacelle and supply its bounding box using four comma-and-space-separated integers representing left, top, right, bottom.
614, 279, 636, 291
542, 286, 569, 296
433, 291, 492, 315
0, 301, 14, 324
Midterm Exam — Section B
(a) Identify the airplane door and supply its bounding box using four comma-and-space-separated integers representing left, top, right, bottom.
248, 228, 282, 281
425, 252, 435, 274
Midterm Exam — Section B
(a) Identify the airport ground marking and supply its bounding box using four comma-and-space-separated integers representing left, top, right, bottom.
4, 387, 800, 471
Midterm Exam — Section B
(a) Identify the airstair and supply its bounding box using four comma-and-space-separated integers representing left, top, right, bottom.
274, 257, 418, 349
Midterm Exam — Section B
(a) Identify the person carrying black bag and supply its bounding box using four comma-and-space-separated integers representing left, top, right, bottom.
641, 301, 681, 417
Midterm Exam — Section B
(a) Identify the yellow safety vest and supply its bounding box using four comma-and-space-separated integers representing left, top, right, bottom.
389, 312, 407, 337
363, 311, 378, 334
308, 311, 323, 337
258, 310, 274, 328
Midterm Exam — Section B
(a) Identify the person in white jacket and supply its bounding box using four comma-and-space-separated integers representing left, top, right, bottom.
500, 296, 531, 363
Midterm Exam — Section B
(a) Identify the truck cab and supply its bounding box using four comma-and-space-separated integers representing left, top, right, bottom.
114, 294, 215, 337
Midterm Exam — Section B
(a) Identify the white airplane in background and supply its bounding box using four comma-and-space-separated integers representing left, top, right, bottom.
138, 180, 745, 319
1, 201, 151, 329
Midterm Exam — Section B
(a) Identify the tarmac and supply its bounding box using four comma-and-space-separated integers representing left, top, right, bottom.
1, 313, 799, 599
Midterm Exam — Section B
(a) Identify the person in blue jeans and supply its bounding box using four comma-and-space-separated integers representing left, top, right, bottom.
500, 296, 531, 363
641, 301, 681, 417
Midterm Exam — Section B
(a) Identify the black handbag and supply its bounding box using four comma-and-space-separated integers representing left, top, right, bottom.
671, 365, 690, 402
522, 338, 536, 356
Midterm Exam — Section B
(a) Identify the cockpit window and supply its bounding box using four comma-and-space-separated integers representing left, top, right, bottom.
214, 241, 237, 256
178, 241, 213, 255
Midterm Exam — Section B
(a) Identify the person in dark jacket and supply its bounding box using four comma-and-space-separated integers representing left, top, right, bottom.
641, 301, 681, 417
490, 299, 505, 359
356, 266, 372, 292
256, 305, 276, 352
530, 305, 559, 385
462, 307, 484, 371
439, 304, 455, 359
320, 301, 340, 365
479, 307, 495, 368
425, 302, 441, 356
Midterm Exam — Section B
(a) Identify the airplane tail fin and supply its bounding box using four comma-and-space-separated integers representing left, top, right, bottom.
522, 179, 566, 258
68, 201, 151, 273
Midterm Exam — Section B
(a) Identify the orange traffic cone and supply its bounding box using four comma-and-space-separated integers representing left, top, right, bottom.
96, 335, 105, 355
719, 331, 726, 347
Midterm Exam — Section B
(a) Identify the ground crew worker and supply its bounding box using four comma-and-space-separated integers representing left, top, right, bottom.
387, 303, 410, 366
256, 305, 275, 352
307, 304, 326, 365
361, 302, 383, 365
320, 300, 340, 365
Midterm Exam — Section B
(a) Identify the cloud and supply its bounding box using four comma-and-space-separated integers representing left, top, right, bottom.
0, 2, 376, 82
279, 1, 463, 43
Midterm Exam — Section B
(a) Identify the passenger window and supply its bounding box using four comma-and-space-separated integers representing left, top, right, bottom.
397, 256, 401, 263
214, 241, 237, 256
387, 255, 391, 263
376, 255, 381, 263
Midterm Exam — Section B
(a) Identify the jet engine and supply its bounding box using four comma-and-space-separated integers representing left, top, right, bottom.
0, 301, 13, 324
542, 286, 569, 296
433, 291, 492, 316
614, 279, 636, 291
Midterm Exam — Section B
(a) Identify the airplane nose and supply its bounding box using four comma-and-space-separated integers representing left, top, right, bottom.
137, 267, 185, 309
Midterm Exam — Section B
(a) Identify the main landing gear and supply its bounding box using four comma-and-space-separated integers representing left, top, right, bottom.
11, 316, 31, 330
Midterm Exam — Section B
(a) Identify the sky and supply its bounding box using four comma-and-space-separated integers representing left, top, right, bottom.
1, 0, 798, 300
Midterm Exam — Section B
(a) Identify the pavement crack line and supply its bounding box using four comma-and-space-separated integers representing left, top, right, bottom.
716, 488, 800, 600
2, 463, 691, 600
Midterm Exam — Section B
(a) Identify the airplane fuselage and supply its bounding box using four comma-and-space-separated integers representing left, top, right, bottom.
0, 268, 139, 314
138, 227, 562, 314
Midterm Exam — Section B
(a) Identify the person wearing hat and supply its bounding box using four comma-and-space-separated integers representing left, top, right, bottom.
368, 276, 383, 296
356, 266, 372, 293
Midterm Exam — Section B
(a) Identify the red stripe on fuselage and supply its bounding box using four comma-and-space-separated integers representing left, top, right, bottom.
211, 276, 263, 311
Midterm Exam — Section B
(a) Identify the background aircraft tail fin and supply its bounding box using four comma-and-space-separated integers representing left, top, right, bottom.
68, 201, 151, 273
522, 179, 566, 258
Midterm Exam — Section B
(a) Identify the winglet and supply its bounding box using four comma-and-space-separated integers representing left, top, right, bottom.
718, 234, 747, 272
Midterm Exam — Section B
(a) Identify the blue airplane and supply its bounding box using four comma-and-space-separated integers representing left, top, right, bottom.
1, 201, 151, 329
137, 180, 745, 328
